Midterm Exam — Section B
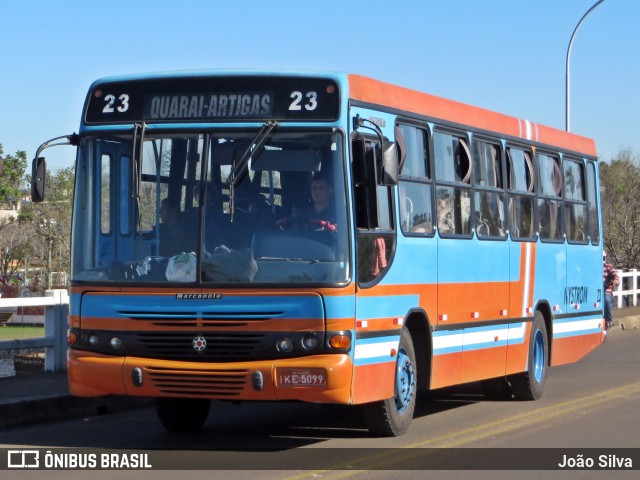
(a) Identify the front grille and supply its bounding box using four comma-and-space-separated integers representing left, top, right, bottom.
120, 310, 283, 328
146, 366, 248, 396
135, 332, 266, 361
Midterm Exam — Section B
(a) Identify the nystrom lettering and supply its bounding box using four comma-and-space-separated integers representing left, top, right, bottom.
564, 286, 589, 305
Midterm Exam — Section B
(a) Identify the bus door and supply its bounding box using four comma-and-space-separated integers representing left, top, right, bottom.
505, 146, 538, 375
95, 138, 133, 267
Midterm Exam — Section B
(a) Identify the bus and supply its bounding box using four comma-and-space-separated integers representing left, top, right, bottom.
31, 71, 604, 436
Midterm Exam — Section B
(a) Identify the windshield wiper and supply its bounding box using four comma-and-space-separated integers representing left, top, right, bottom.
131, 122, 147, 201
227, 121, 278, 221
131, 122, 147, 230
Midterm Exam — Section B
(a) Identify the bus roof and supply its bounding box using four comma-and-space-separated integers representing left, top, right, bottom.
348, 74, 597, 157
84, 70, 596, 157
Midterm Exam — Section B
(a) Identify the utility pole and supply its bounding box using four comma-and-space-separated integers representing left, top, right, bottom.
565, 0, 606, 131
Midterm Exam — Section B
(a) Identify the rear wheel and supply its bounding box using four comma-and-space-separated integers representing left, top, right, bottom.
509, 311, 548, 400
363, 329, 417, 436
155, 398, 211, 431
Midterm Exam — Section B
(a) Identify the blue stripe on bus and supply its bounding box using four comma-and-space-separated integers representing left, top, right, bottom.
78, 293, 324, 319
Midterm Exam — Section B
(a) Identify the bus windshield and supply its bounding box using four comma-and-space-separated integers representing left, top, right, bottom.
71, 129, 349, 285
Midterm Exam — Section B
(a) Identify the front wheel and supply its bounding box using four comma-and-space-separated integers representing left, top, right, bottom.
155, 398, 211, 432
362, 329, 417, 436
509, 311, 549, 400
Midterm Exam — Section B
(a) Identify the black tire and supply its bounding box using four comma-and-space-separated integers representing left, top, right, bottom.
509, 311, 549, 400
362, 329, 417, 436
155, 398, 211, 432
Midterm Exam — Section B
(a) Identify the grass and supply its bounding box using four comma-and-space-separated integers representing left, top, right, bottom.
0, 325, 45, 340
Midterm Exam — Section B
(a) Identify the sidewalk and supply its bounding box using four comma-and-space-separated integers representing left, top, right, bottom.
1, 308, 639, 430
0, 371, 152, 429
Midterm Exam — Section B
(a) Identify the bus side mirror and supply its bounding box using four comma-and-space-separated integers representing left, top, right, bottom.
379, 140, 398, 186
31, 156, 46, 202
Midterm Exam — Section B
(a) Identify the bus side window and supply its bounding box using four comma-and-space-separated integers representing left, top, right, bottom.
434, 130, 472, 236
397, 123, 433, 235
537, 152, 563, 242
507, 146, 535, 240
473, 139, 506, 238
564, 158, 588, 244
586, 161, 600, 244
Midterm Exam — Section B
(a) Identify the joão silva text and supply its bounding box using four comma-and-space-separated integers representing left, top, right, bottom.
558, 454, 632, 469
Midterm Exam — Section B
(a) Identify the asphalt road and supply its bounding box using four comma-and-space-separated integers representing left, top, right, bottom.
1, 328, 639, 479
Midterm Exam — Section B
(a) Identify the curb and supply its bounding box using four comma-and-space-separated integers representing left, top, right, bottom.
614, 315, 640, 330
0, 394, 152, 429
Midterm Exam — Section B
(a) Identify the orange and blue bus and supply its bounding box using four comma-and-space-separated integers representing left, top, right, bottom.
31, 71, 604, 436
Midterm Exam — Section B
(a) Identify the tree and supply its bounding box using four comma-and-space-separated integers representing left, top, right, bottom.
0, 143, 27, 210
0, 143, 30, 284
599, 148, 640, 269
18, 167, 74, 287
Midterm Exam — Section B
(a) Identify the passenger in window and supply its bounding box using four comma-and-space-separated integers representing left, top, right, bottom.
477, 193, 502, 237
280, 172, 337, 231
437, 197, 454, 234
150, 198, 195, 257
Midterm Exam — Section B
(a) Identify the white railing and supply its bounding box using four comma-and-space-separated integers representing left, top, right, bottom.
613, 269, 640, 309
0, 289, 69, 372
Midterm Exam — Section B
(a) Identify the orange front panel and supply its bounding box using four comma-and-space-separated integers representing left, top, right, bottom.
351, 362, 395, 404
67, 350, 126, 397
68, 349, 353, 404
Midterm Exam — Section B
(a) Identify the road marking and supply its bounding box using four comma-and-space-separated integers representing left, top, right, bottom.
285, 381, 640, 479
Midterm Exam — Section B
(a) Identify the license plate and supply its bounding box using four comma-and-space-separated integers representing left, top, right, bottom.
277, 368, 327, 387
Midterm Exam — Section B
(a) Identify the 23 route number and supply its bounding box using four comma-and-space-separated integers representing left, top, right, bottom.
289, 91, 317, 111
102, 94, 130, 113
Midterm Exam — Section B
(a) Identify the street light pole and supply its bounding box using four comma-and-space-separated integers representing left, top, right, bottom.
565, 0, 606, 131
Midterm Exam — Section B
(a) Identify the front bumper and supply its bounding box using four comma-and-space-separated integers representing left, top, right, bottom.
68, 349, 353, 404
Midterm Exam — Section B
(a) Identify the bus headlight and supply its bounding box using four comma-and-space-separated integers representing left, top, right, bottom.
110, 336, 123, 350
87, 334, 100, 347
302, 333, 320, 350
277, 338, 293, 353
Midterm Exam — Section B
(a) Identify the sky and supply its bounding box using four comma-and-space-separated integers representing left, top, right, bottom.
1, 0, 638, 172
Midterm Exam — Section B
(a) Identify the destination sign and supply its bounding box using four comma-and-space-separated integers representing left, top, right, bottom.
145, 93, 273, 120
84, 76, 340, 124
